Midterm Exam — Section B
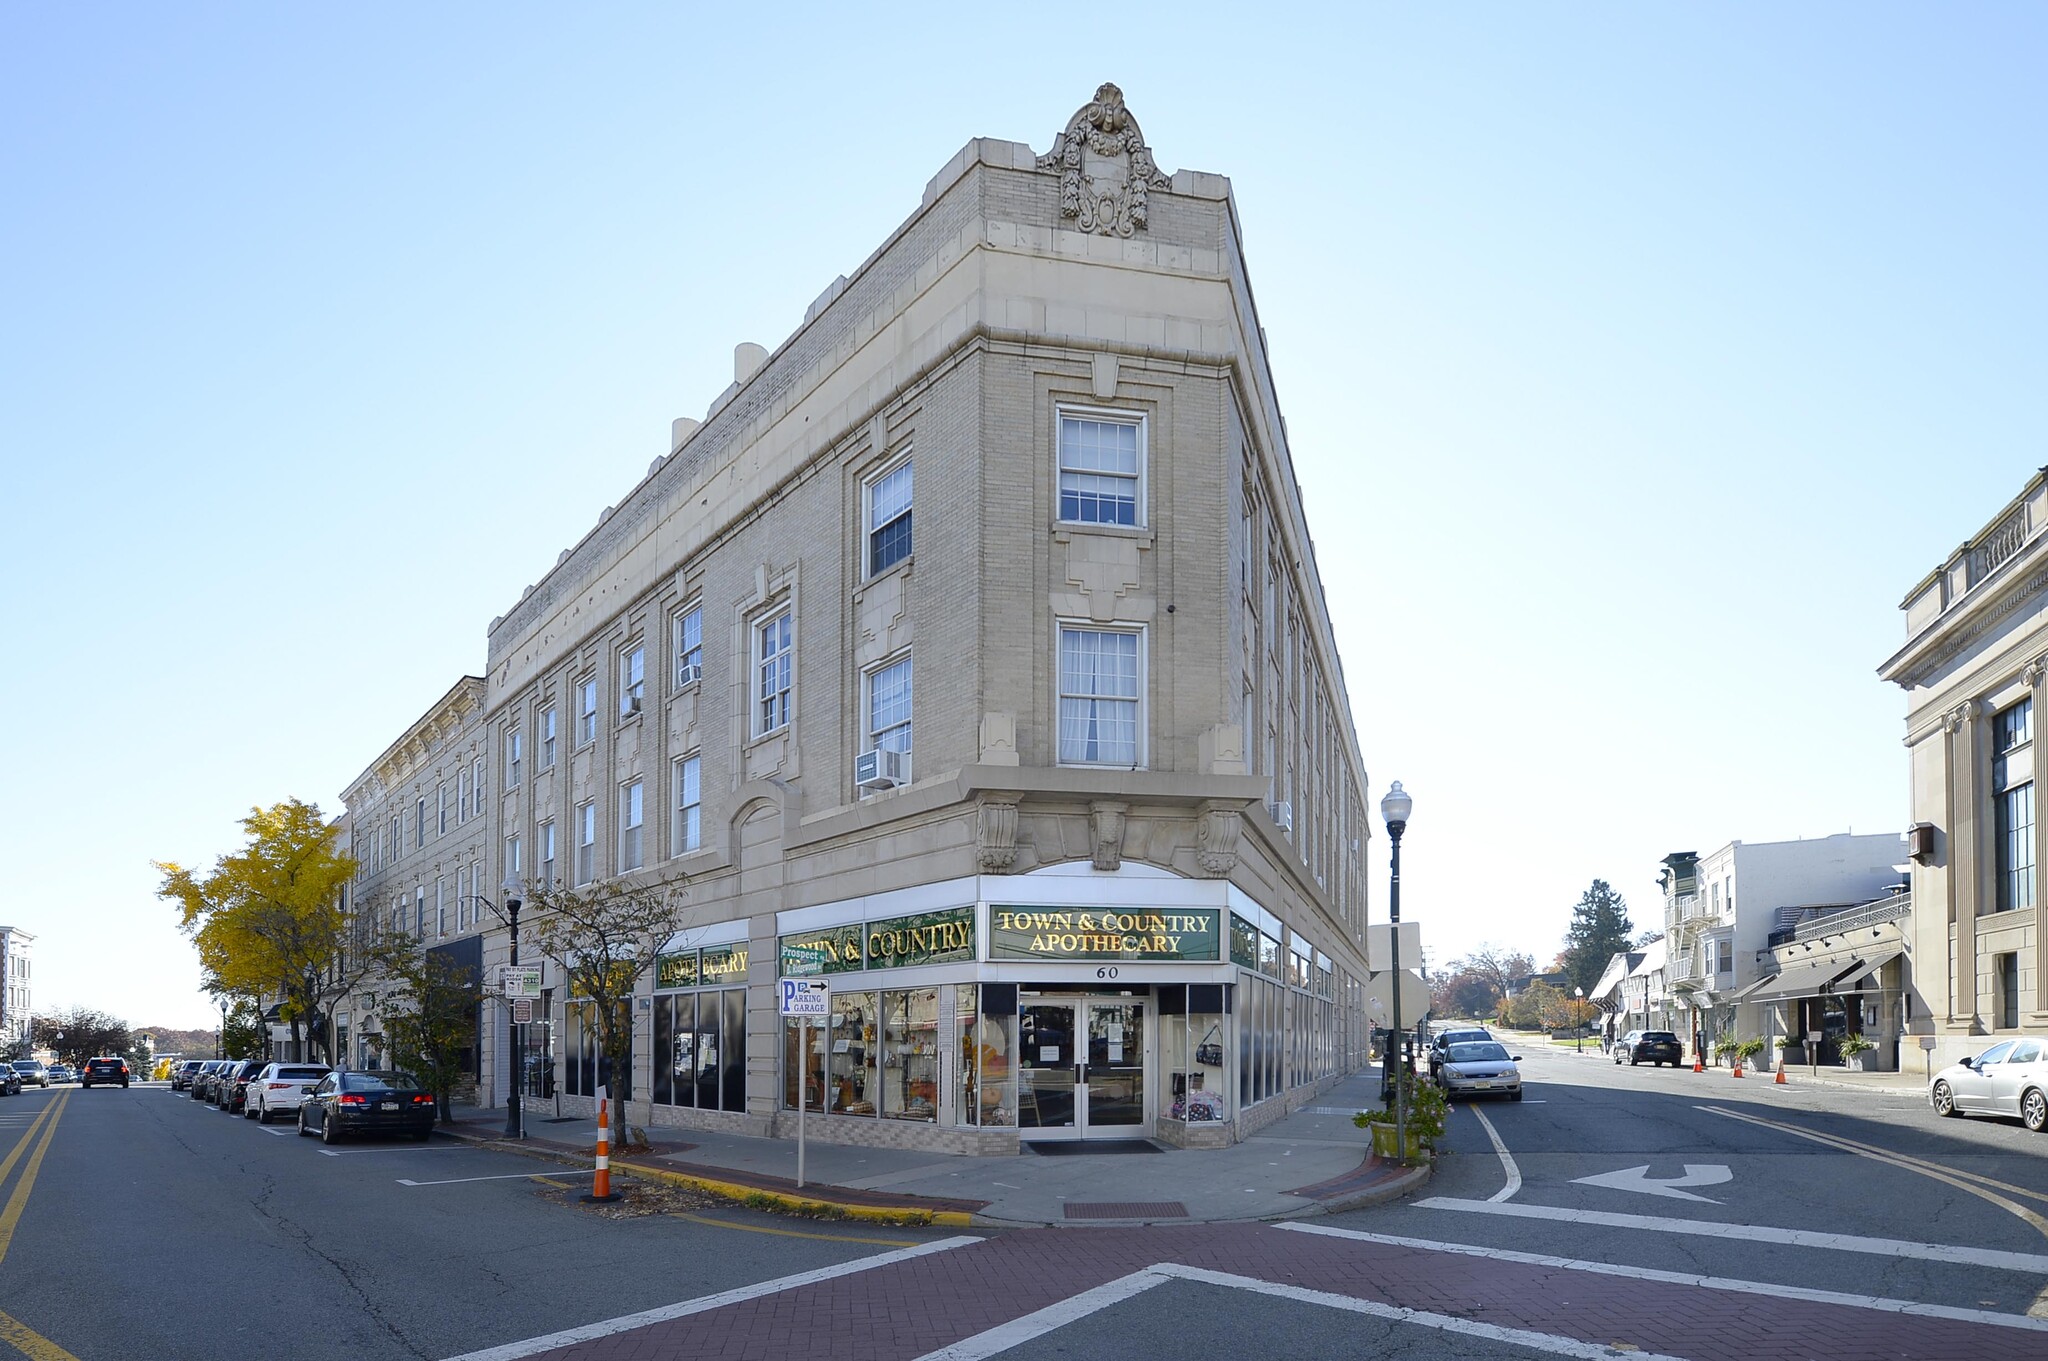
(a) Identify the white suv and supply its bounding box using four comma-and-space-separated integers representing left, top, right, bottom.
244, 1063, 333, 1124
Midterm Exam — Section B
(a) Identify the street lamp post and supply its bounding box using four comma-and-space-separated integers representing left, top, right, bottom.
502, 877, 525, 1140
218, 998, 228, 1058
1381, 781, 1413, 1158
1575, 987, 1585, 1053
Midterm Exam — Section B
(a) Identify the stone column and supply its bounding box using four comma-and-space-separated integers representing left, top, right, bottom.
1947, 701, 1986, 1033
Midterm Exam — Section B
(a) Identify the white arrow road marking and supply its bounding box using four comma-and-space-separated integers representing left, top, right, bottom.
1571, 1164, 1732, 1202
399, 1170, 596, 1187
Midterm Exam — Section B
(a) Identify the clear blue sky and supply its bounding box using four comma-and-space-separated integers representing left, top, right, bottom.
4, 5, 2041, 1028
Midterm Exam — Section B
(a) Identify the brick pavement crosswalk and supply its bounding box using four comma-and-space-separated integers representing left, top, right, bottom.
454, 1222, 2048, 1361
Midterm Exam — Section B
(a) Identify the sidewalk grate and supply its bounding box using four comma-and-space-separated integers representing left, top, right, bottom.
1065, 1201, 1188, 1220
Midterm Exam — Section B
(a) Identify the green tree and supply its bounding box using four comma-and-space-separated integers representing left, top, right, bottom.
218, 994, 266, 1059
1506, 979, 1562, 1031
524, 878, 690, 1142
368, 933, 483, 1119
157, 799, 360, 1064
1561, 880, 1634, 1000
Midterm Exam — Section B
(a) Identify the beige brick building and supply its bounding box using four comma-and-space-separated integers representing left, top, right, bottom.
480, 85, 1377, 1152
1882, 470, 2048, 1070
329, 677, 494, 1079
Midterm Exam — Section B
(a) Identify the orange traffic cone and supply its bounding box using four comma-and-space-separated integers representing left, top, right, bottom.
1692, 1056, 1703, 1073
582, 1094, 621, 1203
1774, 1065, 1787, 1085
1731, 1061, 1744, 1078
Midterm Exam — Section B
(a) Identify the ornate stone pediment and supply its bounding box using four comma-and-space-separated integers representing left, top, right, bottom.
1037, 82, 1172, 238
977, 794, 1023, 873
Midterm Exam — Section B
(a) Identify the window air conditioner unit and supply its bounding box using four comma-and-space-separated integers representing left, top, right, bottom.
677, 662, 701, 686
855, 748, 910, 791
1271, 801, 1294, 831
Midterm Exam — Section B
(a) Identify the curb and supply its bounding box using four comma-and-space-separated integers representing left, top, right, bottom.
1307, 1158, 1432, 1215
612, 1159, 976, 1228
437, 1125, 975, 1227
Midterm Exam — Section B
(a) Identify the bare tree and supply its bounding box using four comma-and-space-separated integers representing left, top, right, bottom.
522, 879, 691, 1142
1454, 945, 1536, 1011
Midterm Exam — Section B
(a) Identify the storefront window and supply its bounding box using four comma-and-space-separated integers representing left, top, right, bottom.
881, 988, 939, 1121
562, 1000, 632, 1100
828, 991, 879, 1115
960, 985, 1015, 1126
1162, 986, 1229, 1124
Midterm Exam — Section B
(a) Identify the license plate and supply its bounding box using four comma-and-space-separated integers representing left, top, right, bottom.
380, 1102, 398, 1111
1470, 1080, 1492, 1089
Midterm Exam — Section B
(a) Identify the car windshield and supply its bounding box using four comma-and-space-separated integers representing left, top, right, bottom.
345, 1073, 421, 1092
1448, 1043, 1510, 1062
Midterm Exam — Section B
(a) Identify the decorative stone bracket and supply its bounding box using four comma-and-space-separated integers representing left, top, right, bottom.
1089, 800, 1129, 871
1195, 800, 1244, 877
1036, 82, 1172, 238
976, 794, 1023, 873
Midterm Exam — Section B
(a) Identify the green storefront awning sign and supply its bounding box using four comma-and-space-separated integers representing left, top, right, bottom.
990, 907, 1221, 963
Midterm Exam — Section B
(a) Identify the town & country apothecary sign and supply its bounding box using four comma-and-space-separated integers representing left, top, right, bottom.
778, 907, 976, 977
990, 907, 1220, 962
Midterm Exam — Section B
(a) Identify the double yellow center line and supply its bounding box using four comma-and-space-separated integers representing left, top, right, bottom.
0, 1094, 80, 1360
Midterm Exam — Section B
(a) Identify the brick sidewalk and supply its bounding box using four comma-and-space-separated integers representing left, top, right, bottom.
472, 1222, 2037, 1361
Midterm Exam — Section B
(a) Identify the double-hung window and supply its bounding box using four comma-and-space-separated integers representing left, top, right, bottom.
538, 820, 556, 887
866, 460, 913, 575
1995, 697, 2035, 913
507, 730, 523, 789
1058, 625, 1142, 766
575, 802, 596, 886
755, 611, 793, 735
673, 605, 703, 689
415, 798, 427, 849
506, 835, 522, 884
672, 755, 701, 855
576, 677, 598, 745
620, 642, 645, 718
1057, 410, 1142, 527
619, 780, 644, 872
437, 785, 448, 835
539, 705, 557, 769
867, 653, 912, 760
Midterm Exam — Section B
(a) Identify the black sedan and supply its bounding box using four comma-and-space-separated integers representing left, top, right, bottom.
296, 1070, 436, 1145
0, 1069, 19, 1097
1620, 1030, 1685, 1067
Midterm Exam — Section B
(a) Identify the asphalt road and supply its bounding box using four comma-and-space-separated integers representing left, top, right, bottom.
3, 1054, 2045, 1361
0, 1084, 950, 1361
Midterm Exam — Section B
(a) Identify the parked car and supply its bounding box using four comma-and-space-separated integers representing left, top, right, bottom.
170, 1059, 206, 1091
217, 1059, 268, 1113
45, 1064, 74, 1084
245, 1063, 331, 1124
297, 1070, 437, 1144
1614, 1030, 1685, 1067
191, 1060, 231, 1102
1436, 1040, 1524, 1101
80, 1057, 129, 1089
1930, 1038, 2048, 1132
1427, 1027, 1494, 1079
0, 1069, 18, 1097
11, 1061, 48, 1089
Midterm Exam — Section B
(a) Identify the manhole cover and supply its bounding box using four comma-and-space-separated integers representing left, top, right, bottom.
1064, 1201, 1188, 1220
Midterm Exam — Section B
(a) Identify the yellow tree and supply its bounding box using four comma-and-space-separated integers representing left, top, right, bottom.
157, 799, 358, 1064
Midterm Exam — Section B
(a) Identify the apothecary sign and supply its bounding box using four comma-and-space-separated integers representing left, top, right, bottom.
990, 907, 1221, 962
778, 906, 976, 976
655, 943, 748, 991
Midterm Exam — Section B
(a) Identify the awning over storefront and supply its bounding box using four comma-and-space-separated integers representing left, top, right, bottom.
1834, 946, 1903, 989
1736, 955, 1869, 1004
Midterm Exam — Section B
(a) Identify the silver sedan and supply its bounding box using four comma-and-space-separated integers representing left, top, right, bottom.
1929, 1038, 2048, 1131
1436, 1041, 1524, 1101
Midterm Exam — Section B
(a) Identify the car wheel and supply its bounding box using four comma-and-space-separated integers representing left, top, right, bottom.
243, 1102, 257, 1120
321, 1115, 340, 1146
412, 1128, 431, 1142
1932, 1080, 1957, 1117
2023, 1089, 2048, 1134
1510, 1089, 1524, 1102
1630, 1056, 1640, 1066
297, 1112, 312, 1138
256, 1105, 270, 1125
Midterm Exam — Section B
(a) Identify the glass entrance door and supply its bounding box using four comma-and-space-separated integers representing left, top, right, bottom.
1018, 999, 1147, 1140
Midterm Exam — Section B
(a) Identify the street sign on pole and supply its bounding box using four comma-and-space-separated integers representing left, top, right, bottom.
779, 979, 830, 1017
500, 966, 542, 998
512, 999, 534, 1024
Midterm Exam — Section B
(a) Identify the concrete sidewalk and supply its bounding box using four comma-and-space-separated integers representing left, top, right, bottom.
438, 1067, 1424, 1228
1502, 1025, 1934, 1097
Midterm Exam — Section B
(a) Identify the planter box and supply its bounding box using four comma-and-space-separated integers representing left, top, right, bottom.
1368, 1122, 1422, 1162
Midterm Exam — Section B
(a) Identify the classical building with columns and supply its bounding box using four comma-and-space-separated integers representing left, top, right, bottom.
478, 85, 1377, 1152
1881, 470, 2048, 1068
